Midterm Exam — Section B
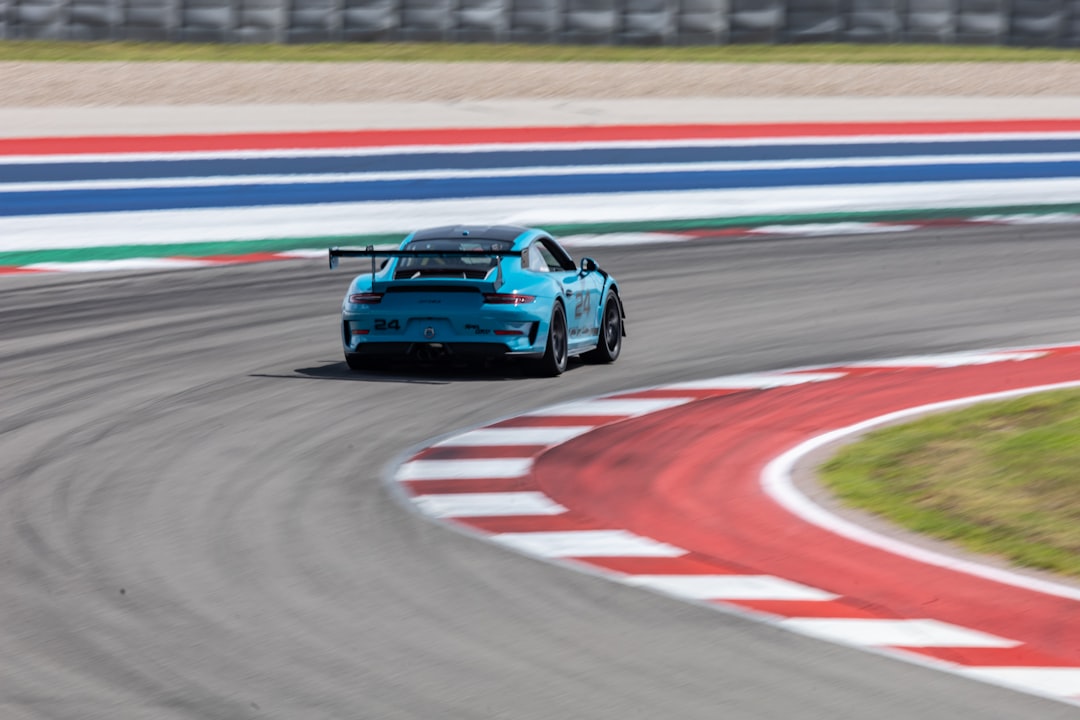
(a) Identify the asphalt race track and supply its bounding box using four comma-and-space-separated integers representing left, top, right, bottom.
4, 224, 1080, 719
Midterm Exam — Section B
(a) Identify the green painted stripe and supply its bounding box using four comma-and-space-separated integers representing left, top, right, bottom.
0, 233, 405, 267
3, 203, 1078, 267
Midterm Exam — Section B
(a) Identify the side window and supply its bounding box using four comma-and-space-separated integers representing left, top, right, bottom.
539, 237, 576, 271
536, 243, 562, 272
525, 242, 550, 272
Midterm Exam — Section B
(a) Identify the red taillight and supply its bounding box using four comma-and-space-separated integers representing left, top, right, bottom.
352, 329, 370, 335
483, 293, 535, 305
348, 293, 383, 304
494, 330, 525, 336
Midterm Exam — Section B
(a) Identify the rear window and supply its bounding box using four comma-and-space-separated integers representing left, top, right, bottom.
396, 238, 514, 279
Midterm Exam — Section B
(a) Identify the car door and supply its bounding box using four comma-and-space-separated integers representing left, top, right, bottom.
575, 259, 606, 345
533, 239, 596, 352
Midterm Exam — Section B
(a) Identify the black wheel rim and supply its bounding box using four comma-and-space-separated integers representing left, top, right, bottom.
603, 302, 621, 354
553, 313, 567, 368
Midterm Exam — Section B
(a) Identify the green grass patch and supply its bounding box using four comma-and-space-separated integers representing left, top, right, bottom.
2, 40, 1080, 63
819, 387, 1080, 579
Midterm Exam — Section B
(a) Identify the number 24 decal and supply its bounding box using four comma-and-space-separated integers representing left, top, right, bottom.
574, 291, 593, 319
374, 319, 400, 330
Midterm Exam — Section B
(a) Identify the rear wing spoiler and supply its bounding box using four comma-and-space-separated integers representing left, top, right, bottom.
329, 245, 522, 290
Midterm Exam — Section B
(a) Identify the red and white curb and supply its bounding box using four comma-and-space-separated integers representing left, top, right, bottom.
388, 344, 1080, 707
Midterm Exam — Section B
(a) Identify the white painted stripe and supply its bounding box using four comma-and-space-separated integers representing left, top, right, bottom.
781, 618, 1020, 648
278, 247, 388, 259
559, 232, 691, 247
625, 575, 838, 601
493, 530, 687, 558
762, 379, 1080, 603
665, 372, 846, 390
24, 258, 214, 272
6, 178, 1080, 252
7, 131, 1080, 165
848, 350, 1048, 367
9, 152, 1080, 193
526, 397, 692, 417
750, 222, 920, 236
976, 212, 1080, 225
961, 667, 1080, 697
412, 491, 567, 518
13, 255, 307, 274
395, 458, 533, 481
6, 165, 674, 192
435, 426, 594, 447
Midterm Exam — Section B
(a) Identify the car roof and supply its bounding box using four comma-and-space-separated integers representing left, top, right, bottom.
403, 225, 546, 250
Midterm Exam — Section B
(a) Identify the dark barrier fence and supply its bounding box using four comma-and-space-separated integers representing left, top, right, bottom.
2, 0, 1078, 45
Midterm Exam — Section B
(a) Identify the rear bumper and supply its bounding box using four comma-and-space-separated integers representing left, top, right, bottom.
342, 311, 544, 356
348, 342, 543, 360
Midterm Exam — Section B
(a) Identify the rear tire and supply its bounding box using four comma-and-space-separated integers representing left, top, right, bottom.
583, 290, 622, 364
531, 303, 569, 377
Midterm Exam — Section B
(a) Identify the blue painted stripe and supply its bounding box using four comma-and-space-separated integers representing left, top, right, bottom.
3, 138, 1079, 183
3, 161, 1080, 217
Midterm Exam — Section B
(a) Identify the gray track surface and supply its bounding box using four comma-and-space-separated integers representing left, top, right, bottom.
4, 225, 1080, 719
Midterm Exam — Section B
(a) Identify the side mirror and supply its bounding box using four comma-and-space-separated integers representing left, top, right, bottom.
580, 257, 598, 273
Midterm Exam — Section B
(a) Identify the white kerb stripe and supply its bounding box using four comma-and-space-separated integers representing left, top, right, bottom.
435, 426, 594, 447
978, 212, 1080, 225
27, 258, 215, 272
780, 618, 1020, 648
848, 351, 1047, 368
412, 492, 567, 518
526, 398, 692, 417
664, 372, 846, 390
749, 222, 919, 236
395, 458, 533, 481
961, 667, 1080, 697
559, 232, 690, 247
493, 530, 687, 558
624, 575, 838, 601
279, 248, 358, 259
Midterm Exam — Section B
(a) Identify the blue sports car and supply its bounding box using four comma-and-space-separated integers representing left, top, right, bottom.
330, 225, 625, 376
